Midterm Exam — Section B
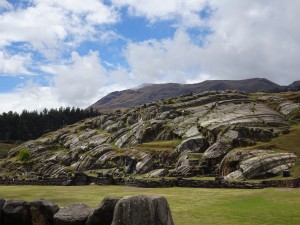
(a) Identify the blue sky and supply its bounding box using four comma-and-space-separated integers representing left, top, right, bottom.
0, 0, 300, 113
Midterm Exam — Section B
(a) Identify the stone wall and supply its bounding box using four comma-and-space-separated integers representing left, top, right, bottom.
0, 174, 299, 189
0, 195, 174, 225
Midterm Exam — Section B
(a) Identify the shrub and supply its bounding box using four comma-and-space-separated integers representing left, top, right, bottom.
18, 148, 30, 163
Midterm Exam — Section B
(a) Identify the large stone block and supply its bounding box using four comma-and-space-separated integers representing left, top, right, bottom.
54, 204, 93, 225
2, 200, 31, 225
31, 199, 59, 225
86, 197, 121, 225
111, 195, 174, 225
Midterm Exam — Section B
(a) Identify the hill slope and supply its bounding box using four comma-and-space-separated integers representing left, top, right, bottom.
1, 90, 299, 181
90, 78, 282, 110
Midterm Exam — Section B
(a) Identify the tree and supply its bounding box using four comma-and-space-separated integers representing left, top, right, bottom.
18, 149, 30, 163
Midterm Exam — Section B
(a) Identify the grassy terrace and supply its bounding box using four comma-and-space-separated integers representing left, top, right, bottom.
0, 186, 300, 225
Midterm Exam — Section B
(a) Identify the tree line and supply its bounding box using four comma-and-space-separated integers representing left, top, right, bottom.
0, 107, 100, 142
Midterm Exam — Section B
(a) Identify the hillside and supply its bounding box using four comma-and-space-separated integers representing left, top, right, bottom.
1, 90, 300, 181
90, 78, 282, 110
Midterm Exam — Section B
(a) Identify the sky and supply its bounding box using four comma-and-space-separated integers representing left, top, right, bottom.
0, 0, 300, 113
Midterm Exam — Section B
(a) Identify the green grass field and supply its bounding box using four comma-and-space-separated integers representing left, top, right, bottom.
0, 185, 299, 225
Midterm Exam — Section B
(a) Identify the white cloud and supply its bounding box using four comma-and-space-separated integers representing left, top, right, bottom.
0, 0, 118, 57
0, 50, 33, 75
122, 0, 300, 85
0, 51, 133, 113
0, 81, 63, 113
50, 51, 107, 106
125, 30, 206, 84
112, 0, 207, 27
0, 0, 12, 11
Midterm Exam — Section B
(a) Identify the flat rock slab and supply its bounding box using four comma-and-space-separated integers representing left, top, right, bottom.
54, 204, 93, 225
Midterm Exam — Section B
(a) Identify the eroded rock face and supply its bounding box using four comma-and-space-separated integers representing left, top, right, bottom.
30, 199, 59, 225
1, 90, 298, 179
220, 150, 297, 180
2, 200, 31, 225
111, 195, 174, 225
175, 135, 208, 154
86, 197, 121, 225
136, 153, 155, 174
54, 204, 93, 225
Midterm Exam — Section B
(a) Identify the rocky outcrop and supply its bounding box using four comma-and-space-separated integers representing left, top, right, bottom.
221, 150, 297, 180
111, 195, 174, 225
136, 153, 155, 174
279, 101, 300, 115
175, 135, 208, 154
54, 204, 93, 225
1, 90, 298, 180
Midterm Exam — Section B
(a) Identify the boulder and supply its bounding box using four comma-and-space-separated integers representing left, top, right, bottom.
31, 199, 59, 225
54, 204, 93, 225
175, 135, 208, 154
86, 197, 121, 225
111, 195, 174, 225
135, 154, 155, 174
0, 199, 6, 225
2, 200, 31, 225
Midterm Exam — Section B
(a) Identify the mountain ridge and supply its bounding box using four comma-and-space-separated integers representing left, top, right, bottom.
90, 78, 289, 111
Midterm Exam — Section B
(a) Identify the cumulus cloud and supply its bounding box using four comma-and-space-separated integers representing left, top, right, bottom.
125, 30, 206, 83
0, 81, 62, 113
0, 0, 118, 57
122, 0, 300, 85
0, 50, 33, 76
0, 51, 132, 113
112, 0, 207, 27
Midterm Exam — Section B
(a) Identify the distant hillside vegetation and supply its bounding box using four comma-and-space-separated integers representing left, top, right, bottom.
90, 78, 282, 111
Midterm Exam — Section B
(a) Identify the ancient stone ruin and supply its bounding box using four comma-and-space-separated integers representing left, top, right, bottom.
0, 195, 174, 225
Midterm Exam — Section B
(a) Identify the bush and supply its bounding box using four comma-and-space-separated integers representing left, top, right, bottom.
18, 149, 30, 163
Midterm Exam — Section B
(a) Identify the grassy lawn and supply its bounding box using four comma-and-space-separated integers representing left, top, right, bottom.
0, 185, 300, 225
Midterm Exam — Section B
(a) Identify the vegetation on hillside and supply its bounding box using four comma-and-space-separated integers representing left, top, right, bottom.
0, 107, 99, 142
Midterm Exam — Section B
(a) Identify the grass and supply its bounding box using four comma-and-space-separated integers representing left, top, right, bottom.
0, 142, 17, 159
0, 185, 299, 225
134, 140, 182, 154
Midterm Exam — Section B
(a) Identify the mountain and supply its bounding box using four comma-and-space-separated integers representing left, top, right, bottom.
289, 81, 300, 91
90, 78, 282, 111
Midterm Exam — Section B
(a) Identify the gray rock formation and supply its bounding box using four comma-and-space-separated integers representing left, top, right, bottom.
175, 135, 208, 154
2, 200, 31, 225
86, 197, 121, 225
220, 150, 297, 180
1, 90, 298, 179
54, 204, 93, 225
111, 195, 174, 225
136, 153, 155, 174
30, 199, 59, 225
